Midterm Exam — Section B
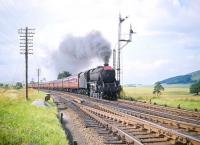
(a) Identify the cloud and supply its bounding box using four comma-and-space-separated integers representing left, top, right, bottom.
125, 59, 170, 72
123, 59, 171, 82
0, 0, 199, 84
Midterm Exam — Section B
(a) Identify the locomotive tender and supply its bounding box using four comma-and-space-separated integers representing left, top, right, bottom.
30, 64, 119, 100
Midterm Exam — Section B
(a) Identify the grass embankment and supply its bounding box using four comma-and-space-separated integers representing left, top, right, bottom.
122, 85, 200, 110
0, 88, 68, 145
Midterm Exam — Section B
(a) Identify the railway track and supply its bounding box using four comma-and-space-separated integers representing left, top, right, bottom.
53, 94, 127, 145
118, 99, 200, 123
79, 103, 200, 145
47, 89, 199, 120
90, 98, 200, 125
119, 99, 200, 117
95, 103, 200, 136
56, 91, 200, 124
50, 91, 200, 145
90, 99, 200, 135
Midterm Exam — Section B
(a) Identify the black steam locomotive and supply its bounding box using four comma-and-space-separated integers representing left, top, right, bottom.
30, 64, 119, 100
79, 64, 119, 100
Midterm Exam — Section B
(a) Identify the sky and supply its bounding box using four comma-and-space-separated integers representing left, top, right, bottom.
0, 0, 199, 85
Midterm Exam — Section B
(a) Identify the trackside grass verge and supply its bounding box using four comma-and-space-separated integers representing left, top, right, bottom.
0, 88, 68, 145
121, 85, 200, 111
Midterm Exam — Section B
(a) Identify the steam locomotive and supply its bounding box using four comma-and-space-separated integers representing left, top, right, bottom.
30, 64, 119, 100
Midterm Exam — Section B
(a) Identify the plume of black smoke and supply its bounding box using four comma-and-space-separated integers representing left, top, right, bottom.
52, 31, 112, 73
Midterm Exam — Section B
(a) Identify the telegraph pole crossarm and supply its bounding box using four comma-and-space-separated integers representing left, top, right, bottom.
18, 27, 35, 101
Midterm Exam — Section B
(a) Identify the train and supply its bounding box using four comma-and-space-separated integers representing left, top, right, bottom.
29, 64, 119, 100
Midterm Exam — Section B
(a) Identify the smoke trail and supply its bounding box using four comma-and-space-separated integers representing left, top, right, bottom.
52, 31, 112, 73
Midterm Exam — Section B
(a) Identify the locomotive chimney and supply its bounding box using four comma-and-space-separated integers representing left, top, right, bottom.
104, 63, 109, 66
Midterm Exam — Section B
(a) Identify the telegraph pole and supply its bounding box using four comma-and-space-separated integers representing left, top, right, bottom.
37, 68, 40, 93
113, 49, 116, 70
117, 14, 122, 83
117, 14, 135, 85
18, 27, 35, 100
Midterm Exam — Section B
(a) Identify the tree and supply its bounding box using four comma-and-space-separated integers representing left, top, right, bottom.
0, 83, 3, 87
4, 84, 9, 89
153, 82, 164, 97
190, 81, 200, 95
57, 71, 72, 79
15, 82, 23, 89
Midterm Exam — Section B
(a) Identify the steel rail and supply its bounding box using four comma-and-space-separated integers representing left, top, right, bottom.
82, 103, 200, 145
76, 103, 143, 145
47, 91, 200, 145
118, 99, 200, 119
51, 91, 200, 125
95, 102, 200, 134
95, 98, 200, 124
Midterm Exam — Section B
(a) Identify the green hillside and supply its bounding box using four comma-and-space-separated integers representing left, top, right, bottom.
190, 70, 200, 81
160, 70, 200, 84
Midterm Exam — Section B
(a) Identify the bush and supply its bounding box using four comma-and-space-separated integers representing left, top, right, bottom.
3, 84, 9, 89
119, 95, 136, 101
0, 83, 3, 87
15, 82, 23, 89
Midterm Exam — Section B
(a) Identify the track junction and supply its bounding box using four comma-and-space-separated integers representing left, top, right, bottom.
48, 90, 200, 145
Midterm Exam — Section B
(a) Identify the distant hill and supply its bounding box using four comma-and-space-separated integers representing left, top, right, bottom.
159, 70, 200, 84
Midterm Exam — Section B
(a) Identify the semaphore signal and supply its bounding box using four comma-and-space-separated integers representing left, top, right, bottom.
116, 14, 136, 85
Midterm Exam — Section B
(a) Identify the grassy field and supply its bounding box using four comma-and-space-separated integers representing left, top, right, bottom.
122, 85, 200, 110
0, 88, 68, 145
